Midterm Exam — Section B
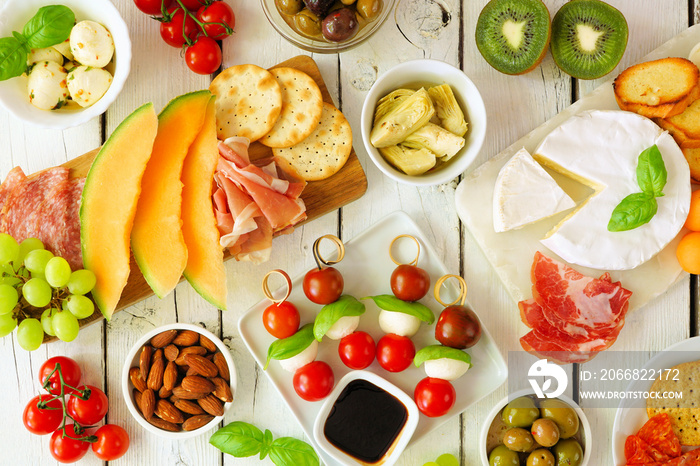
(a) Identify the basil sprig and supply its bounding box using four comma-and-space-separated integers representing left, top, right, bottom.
264, 323, 314, 370
608, 144, 667, 232
0, 5, 75, 81
210, 421, 320, 466
363, 294, 435, 324
313, 295, 365, 341
414, 345, 472, 367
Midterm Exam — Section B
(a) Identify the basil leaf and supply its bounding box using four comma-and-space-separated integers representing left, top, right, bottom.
23, 5, 75, 49
0, 37, 28, 81
363, 294, 435, 324
313, 295, 365, 341
265, 323, 315, 369
608, 192, 657, 232
269, 437, 320, 466
414, 344, 472, 367
636, 144, 667, 197
209, 421, 264, 458
259, 429, 274, 460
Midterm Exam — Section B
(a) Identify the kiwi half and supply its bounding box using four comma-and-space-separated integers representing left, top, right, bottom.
475, 0, 551, 75
550, 0, 628, 80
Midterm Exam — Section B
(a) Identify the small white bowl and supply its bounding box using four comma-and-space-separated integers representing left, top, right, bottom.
122, 323, 237, 439
480, 388, 592, 466
313, 370, 419, 466
0, 0, 131, 129
360, 59, 487, 186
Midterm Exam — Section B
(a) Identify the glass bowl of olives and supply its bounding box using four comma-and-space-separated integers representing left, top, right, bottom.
480, 389, 591, 466
261, 0, 395, 52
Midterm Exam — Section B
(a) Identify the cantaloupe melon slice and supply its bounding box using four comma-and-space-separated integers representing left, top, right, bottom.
131, 90, 211, 298
181, 96, 227, 309
80, 102, 158, 319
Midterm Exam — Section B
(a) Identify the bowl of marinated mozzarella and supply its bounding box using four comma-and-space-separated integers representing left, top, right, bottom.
0, 0, 131, 129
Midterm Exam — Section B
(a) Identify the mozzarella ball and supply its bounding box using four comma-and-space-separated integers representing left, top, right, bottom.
52, 38, 74, 61
70, 20, 114, 68
378, 309, 421, 337
325, 315, 360, 340
27, 47, 63, 66
279, 340, 318, 373
67, 65, 112, 108
27, 61, 68, 110
424, 357, 470, 381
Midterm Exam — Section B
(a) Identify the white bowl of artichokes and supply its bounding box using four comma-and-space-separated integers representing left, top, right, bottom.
360, 59, 486, 186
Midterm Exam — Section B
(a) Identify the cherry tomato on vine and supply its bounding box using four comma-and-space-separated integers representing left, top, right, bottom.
39, 356, 81, 395
133, 0, 171, 15
50, 424, 91, 463
23, 394, 63, 435
293, 361, 334, 402
338, 331, 375, 370
414, 377, 456, 417
263, 301, 300, 339
160, 7, 200, 48
180, 0, 208, 10
185, 36, 222, 75
376, 333, 415, 373
197, 1, 235, 39
303, 267, 343, 304
92, 424, 130, 461
391, 264, 430, 302
67, 385, 108, 426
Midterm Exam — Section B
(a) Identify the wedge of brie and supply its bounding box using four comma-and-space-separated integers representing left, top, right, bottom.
493, 148, 576, 232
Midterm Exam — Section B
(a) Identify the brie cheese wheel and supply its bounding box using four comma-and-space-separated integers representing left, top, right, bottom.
493, 147, 576, 232
534, 110, 690, 270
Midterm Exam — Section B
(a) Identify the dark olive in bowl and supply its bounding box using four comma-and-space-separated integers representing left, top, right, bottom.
321, 8, 359, 42
303, 0, 334, 18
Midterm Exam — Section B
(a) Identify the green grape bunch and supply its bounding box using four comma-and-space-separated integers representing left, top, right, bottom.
0, 233, 98, 351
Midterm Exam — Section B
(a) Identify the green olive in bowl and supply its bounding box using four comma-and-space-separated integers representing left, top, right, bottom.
553, 438, 583, 466
357, 0, 382, 20
293, 9, 322, 36
502, 396, 540, 428
531, 418, 560, 447
539, 399, 580, 439
527, 448, 555, 466
488, 445, 519, 466
277, 0, 304, 15
502, 427, 535, 452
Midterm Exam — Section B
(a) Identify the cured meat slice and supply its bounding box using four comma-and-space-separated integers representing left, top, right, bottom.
638, 414, 682, 459
0, 167, 26, 213
665, 450, 700, 465
59, 178, 84, 270
625, 435, 666, 464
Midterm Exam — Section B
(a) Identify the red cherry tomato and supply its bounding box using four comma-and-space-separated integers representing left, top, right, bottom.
92, 424, 130, 461
435, 305, 482, 349
23, 394, 63, 435
67, 385, 108, 426
160, 7, 200, 48
376, 333, 415, 373
390, 264, 430, 301
414, 377, 456, 417
180, 0, 208, 10
263, 301, 300, 339
303, 267, 344, 304
197, 1, 235, 39
338, 331, 375, 370
50, 424, 90, 463
185, 36, 222, 75
39, 356, 82, 395
133, 0, 171, 15
293, 361, 334, 401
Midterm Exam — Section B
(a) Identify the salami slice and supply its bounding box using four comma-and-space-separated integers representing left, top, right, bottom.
665, 449, 700, 465
638, 413, 682, 459
625, 435, 660, 464
0, 167, 26, 213
59, 178, 84, 270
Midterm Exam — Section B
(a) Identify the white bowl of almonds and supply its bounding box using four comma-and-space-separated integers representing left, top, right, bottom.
122, 323, 237, 439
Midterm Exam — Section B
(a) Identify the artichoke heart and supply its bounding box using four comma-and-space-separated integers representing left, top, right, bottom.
370, 88, 435, 148
379, 145, 437, 176
374, 88, 414, 123
403, 122, 465, 161
428, 84, 468, 137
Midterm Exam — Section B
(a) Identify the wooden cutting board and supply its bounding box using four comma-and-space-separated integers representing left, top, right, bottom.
47, 55, 367, 340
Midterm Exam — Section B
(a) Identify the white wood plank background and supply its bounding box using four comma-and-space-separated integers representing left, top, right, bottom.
0, 0, 695, 465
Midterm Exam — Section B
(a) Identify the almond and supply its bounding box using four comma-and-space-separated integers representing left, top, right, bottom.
164, 344, 179, 362
184, 354, 218, 378
164, 361, 178, 391
174, 399, 205, 415
151, 329, 178, 348
211, 377, 233, 403
147, 351, 165, 391
130, 366, 148, 393
182, 375, 215, 394
182, 414, 214, 431
172, 386, 206, 400
140, 388, 156, 420
159, 386, 173, 399
133, 389, 142, 407
148, 416, 181, 432
199, 335, 218, 353
198, 394, 224, 417
213, 352, 230, 381
173, 330, 200, 346
175, 346, 207, 365
156, 399, 184, 424
139, 345, 152, 381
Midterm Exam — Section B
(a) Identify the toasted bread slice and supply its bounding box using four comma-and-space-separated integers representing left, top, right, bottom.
681, 147, 700, 183
666, 98, 700, 139
614, 57, 700, 118
654, 117, 700, 149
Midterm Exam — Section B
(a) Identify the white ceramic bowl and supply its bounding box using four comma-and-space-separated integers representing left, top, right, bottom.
360, 59, 487, 186
480, 388, 592, 466
0, 0, 131, 129
312, 370, 419, 466
122, 323, 237, 439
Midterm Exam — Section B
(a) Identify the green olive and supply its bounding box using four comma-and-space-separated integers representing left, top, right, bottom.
539, 399, 579, 439
488, 445, 519, 466
502, 396, 540, 428
356, 0, 382, 20
502, 427, 535, 452
531, 418, 560, 447
527, 449, 555, 466
276, 0, 304, 15
340, 0, 356, 5
293, 9, 322, 37
553, 438, 583, 466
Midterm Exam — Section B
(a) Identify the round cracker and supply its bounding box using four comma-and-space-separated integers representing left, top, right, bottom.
209, 64, 282, 142
260, 67, 323, 148
273, 102, 352, 181
647, 360, 700, 445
